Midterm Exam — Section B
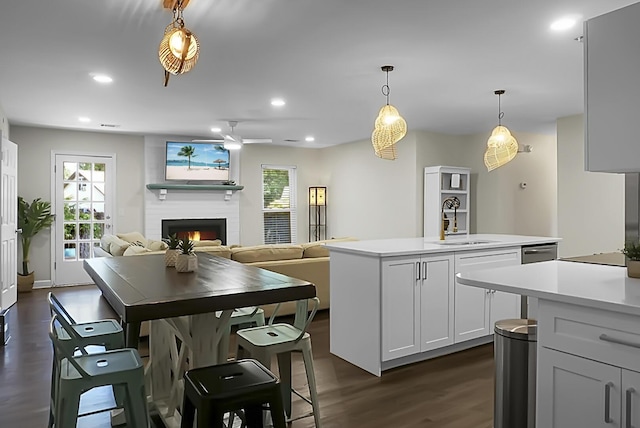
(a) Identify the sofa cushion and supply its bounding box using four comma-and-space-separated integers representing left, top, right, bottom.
123, 245, 153, 256
117, 231, 148, 247
199, 246, 232, 259
194, 239, 222, 247
302, 237, 359, 258
231, 244, 304, 263
146, 239, 168, 251
109, 237, 132, 256
100, 234, 119, 252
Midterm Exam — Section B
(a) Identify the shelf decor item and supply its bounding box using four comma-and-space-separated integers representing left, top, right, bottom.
175, 238, 197, 272
17, 196, 55, 292
163, 233, 181, 267
622, 240, 640, 278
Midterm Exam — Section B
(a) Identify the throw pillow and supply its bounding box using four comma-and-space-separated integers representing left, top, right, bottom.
100, 234, 119, 252
123, 246, 153, 256
109, 237, 132, 256
116, 231, 148, 247
146, 239, 169, 251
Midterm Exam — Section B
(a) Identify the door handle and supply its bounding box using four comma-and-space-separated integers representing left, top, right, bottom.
627, 387, 635, 428
605, 382, 614, 423
15, 228, 22, 234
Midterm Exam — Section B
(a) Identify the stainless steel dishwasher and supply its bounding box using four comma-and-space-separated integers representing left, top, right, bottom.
520, 243, 558, 317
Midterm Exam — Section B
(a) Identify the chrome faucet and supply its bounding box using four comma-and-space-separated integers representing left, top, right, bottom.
440, 196, 461, 240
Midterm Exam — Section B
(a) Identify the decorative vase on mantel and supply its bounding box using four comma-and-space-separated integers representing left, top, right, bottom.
164, 249, 180, 267
175, 253, 198, 273
628, 260, 640, 279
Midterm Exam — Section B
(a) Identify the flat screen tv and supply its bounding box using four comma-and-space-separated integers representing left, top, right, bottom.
165, 141, 230, 182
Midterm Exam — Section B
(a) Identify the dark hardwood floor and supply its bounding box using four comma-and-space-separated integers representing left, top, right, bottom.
0, 286, 494, 427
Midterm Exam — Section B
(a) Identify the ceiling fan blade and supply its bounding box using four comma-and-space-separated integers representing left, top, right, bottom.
243, 138, 273, 144
191, 139, 224, 142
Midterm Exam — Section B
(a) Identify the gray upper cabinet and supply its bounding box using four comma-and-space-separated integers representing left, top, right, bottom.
585, 3, 640, 173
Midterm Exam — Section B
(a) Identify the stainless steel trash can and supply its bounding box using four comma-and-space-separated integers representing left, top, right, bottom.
494, 319, 537, 428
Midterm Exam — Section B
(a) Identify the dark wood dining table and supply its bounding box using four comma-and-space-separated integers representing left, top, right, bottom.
84, 252, 316, 428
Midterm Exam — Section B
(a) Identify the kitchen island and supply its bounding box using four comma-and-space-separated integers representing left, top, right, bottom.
457, 260, 640, 427
326, 234, 559, 376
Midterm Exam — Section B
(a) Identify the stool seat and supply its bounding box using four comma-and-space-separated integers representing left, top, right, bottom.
181, 359, 286, 428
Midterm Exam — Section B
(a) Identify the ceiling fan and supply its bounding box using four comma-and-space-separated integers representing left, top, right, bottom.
192, 121, 272, 150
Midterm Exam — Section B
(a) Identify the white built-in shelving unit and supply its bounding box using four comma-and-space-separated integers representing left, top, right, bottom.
423, 166, 471, 238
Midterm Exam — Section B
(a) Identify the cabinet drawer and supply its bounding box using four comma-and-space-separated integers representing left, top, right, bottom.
539, 300, 640, 372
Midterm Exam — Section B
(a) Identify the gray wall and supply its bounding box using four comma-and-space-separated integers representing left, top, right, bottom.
10, 126, 144, 284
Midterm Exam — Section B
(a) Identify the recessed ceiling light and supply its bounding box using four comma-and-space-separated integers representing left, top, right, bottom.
550, 17, 577, 31
271, 98, 286, 107
211, 127, 222, 133
78, 116, 91, 123
92, 74, 113, 84
305, 136, 315, 142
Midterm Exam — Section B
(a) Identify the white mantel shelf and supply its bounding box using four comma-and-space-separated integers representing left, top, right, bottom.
146, 183, 244, 191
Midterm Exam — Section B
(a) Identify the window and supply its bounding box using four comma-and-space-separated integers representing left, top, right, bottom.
262, 165, 297, 244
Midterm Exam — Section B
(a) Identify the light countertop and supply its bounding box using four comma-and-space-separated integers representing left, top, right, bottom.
456, 260, 640, 317
325, 234, 560, 257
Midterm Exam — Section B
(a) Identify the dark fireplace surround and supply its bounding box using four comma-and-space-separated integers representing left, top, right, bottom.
161, 218, 227, 245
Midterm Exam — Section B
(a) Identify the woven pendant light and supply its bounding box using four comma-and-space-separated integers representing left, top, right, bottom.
484, 90, 518, 171
371, 66, 407, 159
159, 1, 199, 87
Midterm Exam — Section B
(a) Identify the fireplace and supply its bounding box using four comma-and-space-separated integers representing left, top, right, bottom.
162, 218, 227, 245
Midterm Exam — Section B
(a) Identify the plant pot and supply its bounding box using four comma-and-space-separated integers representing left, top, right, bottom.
17, 273, 35, 293
164, 249, 180, 267
628, 260, 640, 278
175, 254, 198, 273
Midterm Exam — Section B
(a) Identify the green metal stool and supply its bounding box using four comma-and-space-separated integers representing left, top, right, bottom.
217, 306, 266, 362
48, 315, 149, 428
236, 298, 321, 428
47, 292, 125, 428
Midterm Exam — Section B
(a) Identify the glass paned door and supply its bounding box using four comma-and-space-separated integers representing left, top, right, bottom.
54, 154, 113, 286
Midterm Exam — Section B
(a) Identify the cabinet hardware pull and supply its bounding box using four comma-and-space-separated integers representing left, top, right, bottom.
627, 387, 635, 428
422, 262, 427, 280
600, 334, 640, 349
416, 262, 420, 282
523, 249, 555, 254
605, 382, 614, 423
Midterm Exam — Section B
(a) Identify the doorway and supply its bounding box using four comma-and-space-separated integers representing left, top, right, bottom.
53, 153, 115, 286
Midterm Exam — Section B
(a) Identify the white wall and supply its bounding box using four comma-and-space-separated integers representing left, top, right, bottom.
458, 131, 558, 237
239, 144, 324, 246
10, 126, 145, 283
557, 114, 625, 257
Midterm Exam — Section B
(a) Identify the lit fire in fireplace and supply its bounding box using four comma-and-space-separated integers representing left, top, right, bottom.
187, 231, 201, 241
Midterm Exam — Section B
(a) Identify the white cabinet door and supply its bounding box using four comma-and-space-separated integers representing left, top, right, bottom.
585, 3, 640, 173
623, 369, 640, 428
381, 257, 420, 361
454, 248, 521, 343
538, 347, 621, 428
420, 254, 454, 352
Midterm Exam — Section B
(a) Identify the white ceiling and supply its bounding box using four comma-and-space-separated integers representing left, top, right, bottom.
0, 0, 636, 148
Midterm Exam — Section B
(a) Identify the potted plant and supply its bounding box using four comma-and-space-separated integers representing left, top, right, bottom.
175, 238, 197, 273
17, 196, 55, 292
163, 233, 181, 267
622, 240, 640, 278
